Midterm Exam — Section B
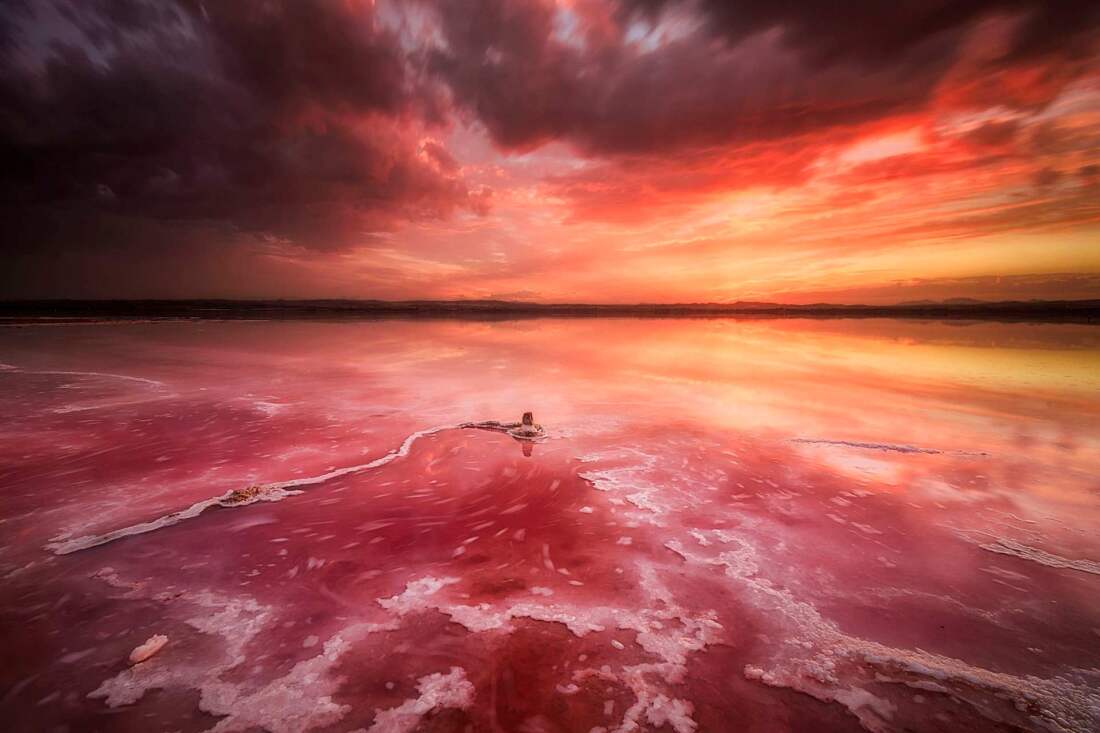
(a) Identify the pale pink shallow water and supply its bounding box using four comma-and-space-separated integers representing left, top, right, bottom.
1, 318, 1098, 733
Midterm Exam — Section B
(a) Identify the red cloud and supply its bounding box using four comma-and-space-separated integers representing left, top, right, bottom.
1, 0, 1098, 300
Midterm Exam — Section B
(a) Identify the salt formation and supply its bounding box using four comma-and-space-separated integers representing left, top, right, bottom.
46, 413, 547, 556
128, 634, 168, 664
667, 530, 1100, 733
364, 667, 475, 733
791, 438, 944, 454
46, 484, 304, 555
979, 538, 1100, 576
88, 569, 402, 732
375, 563, 721, 733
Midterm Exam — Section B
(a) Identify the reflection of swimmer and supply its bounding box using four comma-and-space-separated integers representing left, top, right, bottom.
462, 411, 545, 457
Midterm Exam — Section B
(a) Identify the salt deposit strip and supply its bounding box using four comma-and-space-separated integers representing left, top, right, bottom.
46, 420, 539, 555
46, 486, 305, 555
46, 424, 456, 555
791, 438, 987, 457
0, 362, 165, 388
979, 538, 1100, 576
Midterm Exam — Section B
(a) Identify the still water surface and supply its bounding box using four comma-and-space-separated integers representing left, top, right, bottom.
1, 318, 1098, 732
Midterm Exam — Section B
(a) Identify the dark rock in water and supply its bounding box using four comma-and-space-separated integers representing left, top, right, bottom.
233, 485, 261, 502
220, 484, 264, 505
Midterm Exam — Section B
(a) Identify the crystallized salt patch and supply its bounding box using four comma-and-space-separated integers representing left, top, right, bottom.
128, 634, 168, 664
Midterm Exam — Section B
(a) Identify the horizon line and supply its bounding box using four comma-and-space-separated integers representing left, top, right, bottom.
2, 297, 1099, 308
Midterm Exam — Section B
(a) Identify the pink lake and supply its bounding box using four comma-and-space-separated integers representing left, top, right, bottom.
1, 317, 1098, 732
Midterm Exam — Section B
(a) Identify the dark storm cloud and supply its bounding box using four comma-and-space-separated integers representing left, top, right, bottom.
1, 0, 1098, 298
4, 0, 1097, 235
0, 0, 481, 255
621, 0, 1100, 65
424, 0, 1100, 155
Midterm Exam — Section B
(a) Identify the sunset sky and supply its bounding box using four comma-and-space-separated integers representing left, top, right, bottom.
2, 0, 1099, 303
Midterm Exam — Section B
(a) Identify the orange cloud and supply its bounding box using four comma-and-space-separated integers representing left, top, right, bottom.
2, 0, 1098, 303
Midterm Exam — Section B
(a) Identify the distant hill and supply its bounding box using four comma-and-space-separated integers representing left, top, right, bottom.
1, 298, 1098, 323
898, 298, 987, 306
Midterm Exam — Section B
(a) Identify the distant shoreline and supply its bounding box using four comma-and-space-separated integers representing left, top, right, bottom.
1, 299, 1098, 324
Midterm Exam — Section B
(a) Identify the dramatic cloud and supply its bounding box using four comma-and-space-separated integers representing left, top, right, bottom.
426, 0, 1099, 153
625, 0, 1100, 66
1, 0, 485, 253
425, 0, 942, 155
1, 0, 1098, 301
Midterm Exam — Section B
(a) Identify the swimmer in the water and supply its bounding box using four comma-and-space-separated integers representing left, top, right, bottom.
512, 411, 542, 437
461, 411, 545, 456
